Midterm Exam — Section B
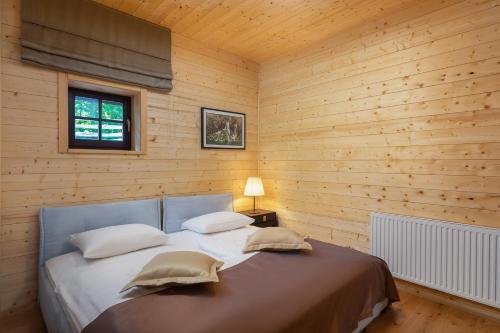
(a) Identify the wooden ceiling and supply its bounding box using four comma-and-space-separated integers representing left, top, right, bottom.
95, 0, 417, 63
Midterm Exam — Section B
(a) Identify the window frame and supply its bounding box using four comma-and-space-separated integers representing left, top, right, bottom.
68, 88, 132, 150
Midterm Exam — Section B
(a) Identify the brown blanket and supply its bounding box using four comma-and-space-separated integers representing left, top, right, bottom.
83, 240, 399, 333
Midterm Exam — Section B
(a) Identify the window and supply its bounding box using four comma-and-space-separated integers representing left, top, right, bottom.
59, 73, 147, 154
68, 88, 131, 150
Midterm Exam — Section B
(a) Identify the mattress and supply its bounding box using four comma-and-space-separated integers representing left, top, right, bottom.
45, 226, 393, 333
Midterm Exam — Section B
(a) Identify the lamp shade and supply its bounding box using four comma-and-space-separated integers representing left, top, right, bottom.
244, 177, 265, 196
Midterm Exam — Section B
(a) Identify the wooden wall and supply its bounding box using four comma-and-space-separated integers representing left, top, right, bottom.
2, 0, 500, 319
0, 0, 259, 315
258, 0, 500, 253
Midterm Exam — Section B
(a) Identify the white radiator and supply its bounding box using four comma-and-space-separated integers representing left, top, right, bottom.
371, 212, 500, 308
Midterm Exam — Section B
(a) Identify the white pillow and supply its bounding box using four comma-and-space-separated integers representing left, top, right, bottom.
70, 224, 167, 259
182, 212, 253, 234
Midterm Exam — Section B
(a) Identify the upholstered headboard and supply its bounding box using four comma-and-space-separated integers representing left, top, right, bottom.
39, 198, 161, 265
163, 193, 233, 233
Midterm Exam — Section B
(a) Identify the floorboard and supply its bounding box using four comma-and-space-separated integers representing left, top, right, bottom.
0, 306, 46, 333
368, 291, 500, 333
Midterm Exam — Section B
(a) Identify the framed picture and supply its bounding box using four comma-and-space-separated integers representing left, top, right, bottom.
201, 107, 245, 149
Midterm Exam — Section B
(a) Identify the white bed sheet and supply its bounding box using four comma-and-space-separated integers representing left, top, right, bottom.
45, 227, 258, 332
197, 225, 258, 266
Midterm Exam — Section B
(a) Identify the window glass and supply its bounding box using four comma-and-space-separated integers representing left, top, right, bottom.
69, 88, 131, 150
75, 96, 99, 118
101, 121, 124, 141
75, 119, 99, 140
102, 100, 124, 121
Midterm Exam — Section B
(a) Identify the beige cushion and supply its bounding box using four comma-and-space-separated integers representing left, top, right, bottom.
121, 251, 223, 292
243, 227, 312, 252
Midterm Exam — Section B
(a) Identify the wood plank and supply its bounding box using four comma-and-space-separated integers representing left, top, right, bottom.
265, 179, 500, 211
260, 158, 500, 177
265, 188, 499, 227
367, 289, 500, 332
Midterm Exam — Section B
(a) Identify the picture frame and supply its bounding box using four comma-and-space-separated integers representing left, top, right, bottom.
201, 107, 246, 149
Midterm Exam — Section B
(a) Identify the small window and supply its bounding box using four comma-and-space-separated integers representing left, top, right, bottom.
68, 88, 131, 150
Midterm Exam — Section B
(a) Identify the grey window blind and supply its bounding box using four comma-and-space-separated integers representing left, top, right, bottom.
22, 0, 172, 91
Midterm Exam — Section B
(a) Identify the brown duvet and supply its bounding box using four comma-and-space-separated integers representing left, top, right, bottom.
83, 239, 399, 333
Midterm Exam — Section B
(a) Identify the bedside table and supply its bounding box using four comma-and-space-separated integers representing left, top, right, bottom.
239, 209, 278, 228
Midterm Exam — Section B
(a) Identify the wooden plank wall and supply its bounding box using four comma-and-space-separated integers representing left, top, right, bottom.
0, 0, 259, 316
258, 0, 500, 253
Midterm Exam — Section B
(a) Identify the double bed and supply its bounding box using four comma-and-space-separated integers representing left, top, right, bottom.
39, 193, 398, 333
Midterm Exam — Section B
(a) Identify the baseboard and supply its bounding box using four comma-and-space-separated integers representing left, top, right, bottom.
395, 278, 500, 323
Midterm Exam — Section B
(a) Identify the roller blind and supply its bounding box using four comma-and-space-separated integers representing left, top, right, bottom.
21, 0, 172, 91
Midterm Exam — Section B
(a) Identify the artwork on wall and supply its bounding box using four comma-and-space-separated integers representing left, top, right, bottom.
201, 107, 245, 149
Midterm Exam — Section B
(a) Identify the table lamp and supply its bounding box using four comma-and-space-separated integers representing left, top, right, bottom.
244, 177, 265, 213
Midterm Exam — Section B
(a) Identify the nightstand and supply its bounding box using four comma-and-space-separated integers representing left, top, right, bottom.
239, 209, 278, 228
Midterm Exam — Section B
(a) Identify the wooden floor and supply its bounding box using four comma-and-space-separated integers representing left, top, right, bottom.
368, 291, 500, 333
0, 306, 46, 333
1, 290, 499, 333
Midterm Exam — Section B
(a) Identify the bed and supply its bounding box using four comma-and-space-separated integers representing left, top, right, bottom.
39, 193, 398, 333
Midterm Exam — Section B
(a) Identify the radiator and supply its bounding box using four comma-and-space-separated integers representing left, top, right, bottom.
371, 212, 500, 308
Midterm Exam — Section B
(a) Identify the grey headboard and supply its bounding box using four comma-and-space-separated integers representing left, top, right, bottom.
39, 198, 161, 265
163, 193, 233, 233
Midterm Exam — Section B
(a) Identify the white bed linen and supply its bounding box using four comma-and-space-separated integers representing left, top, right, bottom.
197, 225, 258, 266
45, 228, 257, 332
46, 226, 387, 333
